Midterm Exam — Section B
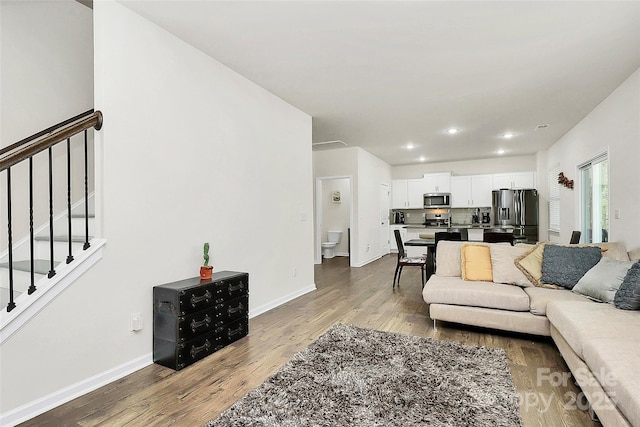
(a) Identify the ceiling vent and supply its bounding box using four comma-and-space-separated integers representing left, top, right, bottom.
312, 140, 347, 151
535, 124, 550, 130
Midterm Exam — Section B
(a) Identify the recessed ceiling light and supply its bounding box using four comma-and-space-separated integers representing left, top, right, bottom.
497, 149, 506, 155
418, 156, 426, 162
503, 133, 515, 139
405, 143, 415, 150
446, 128, 459, 135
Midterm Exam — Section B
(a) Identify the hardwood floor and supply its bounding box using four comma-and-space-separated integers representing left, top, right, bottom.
20, 255, 598, 426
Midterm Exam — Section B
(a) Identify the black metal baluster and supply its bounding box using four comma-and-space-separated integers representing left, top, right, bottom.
83, 130, 90, 250
28, 157, 36, 294
48, 147, 55, 278
6, 168, 16, 312
66, 138, 73, 264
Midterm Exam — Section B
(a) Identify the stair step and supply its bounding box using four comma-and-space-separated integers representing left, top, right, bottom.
0, 287, 23, 309
0, 259, 57, 275
34, 235, 91, 243
70, 213, 95, 219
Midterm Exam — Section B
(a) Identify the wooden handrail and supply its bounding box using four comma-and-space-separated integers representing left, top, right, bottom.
0, 110, 102, 172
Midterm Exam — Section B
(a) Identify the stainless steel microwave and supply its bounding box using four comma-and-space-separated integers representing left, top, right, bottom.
424, 193, 451, 208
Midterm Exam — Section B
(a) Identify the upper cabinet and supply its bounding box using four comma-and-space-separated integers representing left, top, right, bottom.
392, 180, 410, 208
392, 173, 452, 209
422, 172, 451, 193
450, 174, 493, 207
492, 172, 536, 189
392, 179, 425, 208
392, 171, 535, 210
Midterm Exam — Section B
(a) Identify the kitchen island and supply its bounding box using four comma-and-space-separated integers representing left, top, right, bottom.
392, 224, 516, 256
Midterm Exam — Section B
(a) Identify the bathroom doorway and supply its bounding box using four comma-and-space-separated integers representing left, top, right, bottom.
315, 176, 353, 265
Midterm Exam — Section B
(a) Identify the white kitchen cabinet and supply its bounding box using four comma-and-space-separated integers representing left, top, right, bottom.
492, 172, 536, 190
392, 178, 430, 208
406, 179, 428, 208
391, 180, 409, 208
450, 174, 493, 207
422, 172, 451, 193
392, 173, 452, 209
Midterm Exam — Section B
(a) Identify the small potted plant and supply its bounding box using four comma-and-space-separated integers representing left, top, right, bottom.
200, 242, 213, 280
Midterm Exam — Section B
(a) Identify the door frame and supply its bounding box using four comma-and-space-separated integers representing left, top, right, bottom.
315, 176, 354, 266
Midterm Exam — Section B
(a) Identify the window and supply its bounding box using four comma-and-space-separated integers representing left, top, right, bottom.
579, 153, 608, 243
549, 164, 561, 233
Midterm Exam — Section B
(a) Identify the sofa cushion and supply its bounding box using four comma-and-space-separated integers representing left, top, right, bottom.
572, 257, 634, 303
435, 241, 466, 277
547, 300, 640, 358
461, 243, 492, 281
490, 244, 532, 287
582, 339, 640, 427
595, 242, 631, 261
423, 275, 530, 312
541, 245, 602, 289
614, 262, 640, 310
524, 287, 591, 316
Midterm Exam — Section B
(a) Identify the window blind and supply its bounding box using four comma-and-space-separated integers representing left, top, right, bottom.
549, 165, 560, 232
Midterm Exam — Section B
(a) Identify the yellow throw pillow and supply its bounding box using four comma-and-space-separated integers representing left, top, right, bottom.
461, 243, 493, 282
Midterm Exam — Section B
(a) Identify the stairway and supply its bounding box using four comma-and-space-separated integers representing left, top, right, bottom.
0, 205, 95, 311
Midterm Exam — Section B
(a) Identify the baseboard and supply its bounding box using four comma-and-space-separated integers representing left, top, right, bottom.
0, 352, 153, 427
351, 254, 385, 268
335, 252, 349, 257
249, 284, 316, 318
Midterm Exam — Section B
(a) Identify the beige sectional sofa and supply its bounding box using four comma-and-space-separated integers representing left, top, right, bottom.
422, 240, 640, 427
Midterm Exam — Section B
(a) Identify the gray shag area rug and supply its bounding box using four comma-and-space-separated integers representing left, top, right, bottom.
206, 324, 522, 427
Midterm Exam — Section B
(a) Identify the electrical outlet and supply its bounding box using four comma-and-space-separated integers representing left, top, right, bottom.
293, 267, 297, 277
130, 313, 143, 332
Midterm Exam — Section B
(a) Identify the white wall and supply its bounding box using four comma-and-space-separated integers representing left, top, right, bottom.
321, 178, 350, 256
313, 147, 392, 267
1, 0, 314, 416
0, 0, 94, 251
356, 148, 392, 265
544, 68, 640, 250
392, 155, 537, 179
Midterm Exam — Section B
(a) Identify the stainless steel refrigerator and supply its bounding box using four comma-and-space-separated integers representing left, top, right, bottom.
492, 189, 539, 243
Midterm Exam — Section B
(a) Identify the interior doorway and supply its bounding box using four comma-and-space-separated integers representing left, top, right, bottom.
315, 176, 353, 265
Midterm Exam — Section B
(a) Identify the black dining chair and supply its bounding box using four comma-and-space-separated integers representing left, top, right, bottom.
446, 228, 468, 241
393, 230, 428, 289
570, 230, 581, 244
432, 231, 463, 273
483, 232, 514, 245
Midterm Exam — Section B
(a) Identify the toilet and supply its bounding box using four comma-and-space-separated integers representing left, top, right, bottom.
321, 230, 343, 259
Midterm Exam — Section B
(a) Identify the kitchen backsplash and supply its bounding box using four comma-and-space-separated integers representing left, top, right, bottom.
391, 207, 491, 225
451, 207, 491, 225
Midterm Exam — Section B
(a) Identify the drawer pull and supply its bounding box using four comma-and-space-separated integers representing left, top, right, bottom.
158, 301, 174, 312
190, 315, 212, 332
190, 339, 211, 358
228, 282, 245, 292
190, 290, 212, 307
228, 303, 244, 315
227, 324, 244, 339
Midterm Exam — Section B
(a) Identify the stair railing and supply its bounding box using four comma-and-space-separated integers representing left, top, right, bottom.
0, 110, 102, 312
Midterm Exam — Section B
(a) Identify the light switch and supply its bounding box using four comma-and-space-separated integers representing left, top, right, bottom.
614, 209, 621, 219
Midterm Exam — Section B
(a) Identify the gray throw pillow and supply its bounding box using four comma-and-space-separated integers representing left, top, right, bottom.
614, 262, 640, 310
572, 257, 634, 303
541, 245, 602, 289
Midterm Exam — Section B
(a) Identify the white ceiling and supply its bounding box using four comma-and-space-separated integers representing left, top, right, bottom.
120, 1, 640, 166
